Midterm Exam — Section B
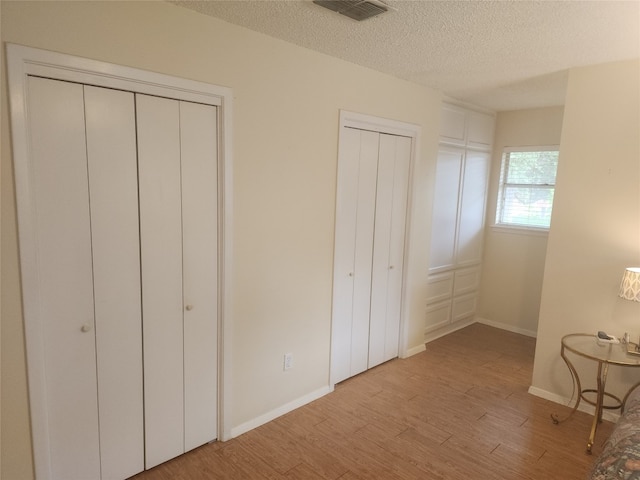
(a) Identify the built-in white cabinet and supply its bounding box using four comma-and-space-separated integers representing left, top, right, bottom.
21, 76, 218, 479
425, 104, 494, 335
331, 126, 412, 384
441, 103, 495, 150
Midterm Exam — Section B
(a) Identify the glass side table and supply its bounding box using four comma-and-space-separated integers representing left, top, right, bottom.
552, 333, 640, 453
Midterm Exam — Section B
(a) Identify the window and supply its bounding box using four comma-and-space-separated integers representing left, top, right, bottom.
495, 147, 559, 229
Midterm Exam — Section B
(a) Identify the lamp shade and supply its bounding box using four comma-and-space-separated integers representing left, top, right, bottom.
619, 267, 640, 302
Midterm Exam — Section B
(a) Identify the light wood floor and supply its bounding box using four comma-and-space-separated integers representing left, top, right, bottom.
131, 323, 613, 479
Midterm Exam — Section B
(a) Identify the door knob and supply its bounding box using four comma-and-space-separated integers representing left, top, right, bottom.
389, 265, 394, 270
348, 272, 354, 277
80, 324, 92, 333
185, 304, 194, 311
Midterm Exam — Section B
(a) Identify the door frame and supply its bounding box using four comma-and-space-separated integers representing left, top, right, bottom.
330, 110, 421, 385
6, 43, 234, 479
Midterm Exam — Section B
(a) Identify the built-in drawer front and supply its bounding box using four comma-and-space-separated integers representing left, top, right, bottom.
453, 267, 480, 297
426, 271, 454, 305
452, 293, 477, 322
425, 300, 451, 333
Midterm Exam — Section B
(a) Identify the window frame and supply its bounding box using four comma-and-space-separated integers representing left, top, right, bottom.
494, 145, 560, 232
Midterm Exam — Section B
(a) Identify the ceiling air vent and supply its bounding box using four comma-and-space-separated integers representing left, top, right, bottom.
313, 0, 392, 22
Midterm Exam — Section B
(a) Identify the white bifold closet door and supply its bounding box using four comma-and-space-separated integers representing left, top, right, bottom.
137, 94, 218, 469
25, 77, 218, 480
368, 135, 411, 368
331, 127, 411, 384
27, 77, 143, 480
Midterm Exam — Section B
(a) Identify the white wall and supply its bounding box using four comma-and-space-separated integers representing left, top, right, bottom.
478, 107, 564, 336
0, 1, 440, 478
531, 60, 640, 404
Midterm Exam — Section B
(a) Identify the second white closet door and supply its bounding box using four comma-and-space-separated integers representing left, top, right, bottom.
331, 128, 411, 384
137, 95, 218, 468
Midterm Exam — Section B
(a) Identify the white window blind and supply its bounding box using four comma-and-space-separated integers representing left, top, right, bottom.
496, 147, 559, 229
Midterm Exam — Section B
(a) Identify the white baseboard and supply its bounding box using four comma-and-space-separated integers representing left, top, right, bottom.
229, 385, 333, 438
528, 385, 619, 422
476, 317, 538, 338
423, 318, 476, 344
402, 343, 426, 358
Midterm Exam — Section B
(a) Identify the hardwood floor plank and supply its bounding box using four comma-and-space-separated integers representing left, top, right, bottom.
213, 443, 282, 480
283, 462, 328, 480
130, 324, 610, 479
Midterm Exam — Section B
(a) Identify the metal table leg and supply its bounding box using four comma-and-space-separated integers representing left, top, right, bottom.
587, 362, 609, 453
551, 344, 582, 424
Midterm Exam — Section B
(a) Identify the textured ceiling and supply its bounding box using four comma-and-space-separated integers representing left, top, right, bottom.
170, 0, 640, 111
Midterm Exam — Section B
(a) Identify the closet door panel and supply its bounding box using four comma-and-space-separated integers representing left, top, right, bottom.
368, 134, 395, 368
180, 101, 219, 451
384, 135, 411, 361
369, 135, 411, 367
351, 130, 380, 377
330, 127, 361, 384
137, 94, 185, 468
27, 77, 100, 480
84, 86, 144, 480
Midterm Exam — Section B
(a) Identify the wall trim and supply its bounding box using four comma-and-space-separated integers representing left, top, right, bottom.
339, 110, 422, 138
528, 386, 619, 423
230, 386, 333, 438
402, 343, 427, 358
424, 318, 476, 344
6, 43, 234, 479
442, 95, 496, 116
476, 317, 538, 338
424, 317, 537, 346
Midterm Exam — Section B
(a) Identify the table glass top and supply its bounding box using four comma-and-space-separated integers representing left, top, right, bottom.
562, 333, 640, 365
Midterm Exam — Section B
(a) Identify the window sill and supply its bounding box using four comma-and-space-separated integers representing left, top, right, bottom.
490, 224, 550, 237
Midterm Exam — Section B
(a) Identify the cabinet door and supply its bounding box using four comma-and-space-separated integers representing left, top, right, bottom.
440, 104, 466, 145
452, 293, 478, 322
425, 300, 451, 333
466, 111, 495, 148
426, 271, 454, 305
85, 86, 144, 480
180, 101, 219, 451
429, 148, 463, 272
457, 151, 490, 266
453, 267, 481, 297
27, 76, 101, 480
137, 94, 185, 468
369, 134, 411, 368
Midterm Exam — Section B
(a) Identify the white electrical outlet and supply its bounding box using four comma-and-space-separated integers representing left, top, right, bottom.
283, 353, 293, 371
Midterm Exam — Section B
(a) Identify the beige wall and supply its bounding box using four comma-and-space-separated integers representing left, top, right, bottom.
0, 1, 441, 478
478, 107, 564, 336
532, 60, 640, 403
